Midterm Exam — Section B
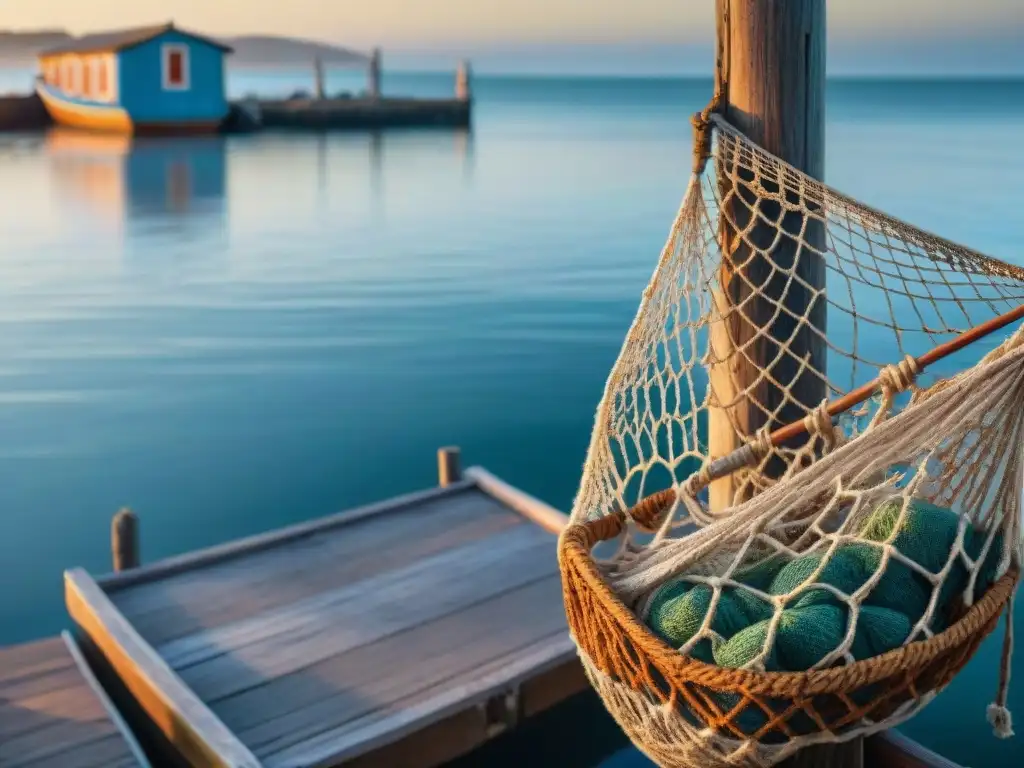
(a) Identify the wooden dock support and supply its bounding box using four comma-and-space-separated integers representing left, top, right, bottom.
111, 507, 139, 572
706, 1, 847, 766
706, 0, 828, 503
313, 56, 326, 100
368, 47, 382, 99
456, 60, 472, 101
438, 446, 462, 486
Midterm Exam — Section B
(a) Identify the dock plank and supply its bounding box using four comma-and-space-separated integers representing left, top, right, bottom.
207, 573, 565, 735
72, 472, 589, 767
0, 636, 75, 686
0, 633, 149, 768
238, 577, 568, 760
264, 631, 575, 768
115, 489, 523, 647
19, 733, 144, 768
154, 518, 548, 667
174, 524, 557, 702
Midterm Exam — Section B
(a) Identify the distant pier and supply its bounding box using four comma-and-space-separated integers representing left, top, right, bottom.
230, 95, 471, 132
0, 55, 474, 135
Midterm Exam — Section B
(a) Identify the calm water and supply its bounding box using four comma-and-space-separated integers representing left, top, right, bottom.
1, 71, 1023, 766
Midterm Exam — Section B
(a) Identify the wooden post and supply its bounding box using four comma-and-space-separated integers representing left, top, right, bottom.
111, 508, 139, 572
455, 60, 472, 101
707, 0, 827, 510
707, 3, 850, 767
313, 56, 325, 100
368, 48, 382, 99
437, 446, 462, 487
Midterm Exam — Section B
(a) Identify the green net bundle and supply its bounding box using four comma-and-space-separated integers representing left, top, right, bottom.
644, 497, 1003, 672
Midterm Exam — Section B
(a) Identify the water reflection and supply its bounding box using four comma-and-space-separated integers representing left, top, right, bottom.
364, 128, 475, 208
44, 129, 228, 235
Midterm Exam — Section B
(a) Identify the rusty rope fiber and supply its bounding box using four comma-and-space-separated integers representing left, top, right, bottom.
560, 514, 1018, 700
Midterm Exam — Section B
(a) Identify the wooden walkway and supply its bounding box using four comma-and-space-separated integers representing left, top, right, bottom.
0, 631, 149, 768
64, 465, 587, 767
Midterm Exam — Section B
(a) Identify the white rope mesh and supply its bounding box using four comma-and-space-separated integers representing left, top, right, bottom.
571, 115, 1024, 531
566, 115, 1024, 766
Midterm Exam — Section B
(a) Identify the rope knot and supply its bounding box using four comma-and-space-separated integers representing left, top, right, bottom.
690, 92, 724, 176
744, 425, 774, 458
681, 464, 714, 498
878, 354, 920, 395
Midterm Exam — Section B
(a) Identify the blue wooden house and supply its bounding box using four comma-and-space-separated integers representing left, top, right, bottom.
36, 22, 233, 135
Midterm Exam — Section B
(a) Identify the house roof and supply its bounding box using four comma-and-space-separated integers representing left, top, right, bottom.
39, 22, 233, 57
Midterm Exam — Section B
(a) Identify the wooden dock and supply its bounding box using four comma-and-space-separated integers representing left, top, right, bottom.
0, 631, 149, 767
0, 93, 51, 132
249, 97, 472, 131
63, 456, 593, 767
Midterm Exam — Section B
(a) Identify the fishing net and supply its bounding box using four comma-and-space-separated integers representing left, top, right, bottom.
558, 111, 1024, 767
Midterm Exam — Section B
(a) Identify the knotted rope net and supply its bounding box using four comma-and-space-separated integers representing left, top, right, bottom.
559, 113, 1024, 767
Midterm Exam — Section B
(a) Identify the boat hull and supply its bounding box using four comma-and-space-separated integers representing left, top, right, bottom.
36, 82, 221, 136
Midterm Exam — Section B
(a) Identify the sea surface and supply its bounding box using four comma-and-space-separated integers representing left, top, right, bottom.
0, 68, 1023, 766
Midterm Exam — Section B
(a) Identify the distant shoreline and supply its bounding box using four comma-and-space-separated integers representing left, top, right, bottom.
2, 66, 1023, 83
0, 30, 367, 67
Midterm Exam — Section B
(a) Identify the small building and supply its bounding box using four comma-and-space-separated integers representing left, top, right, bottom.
36, 22, 233, 135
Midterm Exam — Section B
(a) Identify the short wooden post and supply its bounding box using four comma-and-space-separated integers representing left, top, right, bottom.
111, 507, 139, 572
368, 47, 382, 99
313, 57, 325, 100
437, 446, 462, 487
455, 60, 472, 101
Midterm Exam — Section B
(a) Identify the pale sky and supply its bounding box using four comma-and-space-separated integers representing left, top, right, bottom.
3, 1, 1023, 74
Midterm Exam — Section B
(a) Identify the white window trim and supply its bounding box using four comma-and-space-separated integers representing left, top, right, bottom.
92, 57, 112, 102
162, 43, 191, 91
65, 59, 81, 97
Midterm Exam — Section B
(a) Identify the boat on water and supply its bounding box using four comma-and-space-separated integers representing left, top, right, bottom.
34, 21, 232, 136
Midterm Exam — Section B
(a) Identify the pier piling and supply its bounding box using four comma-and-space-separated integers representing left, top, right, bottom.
111, 507, 139, 572
707, 0, 828, 511
368, 47, 382, 99
438, 446, 462, 487
313, 56, 325, 100
706, 1, 846, 766
456, 60, 472, 101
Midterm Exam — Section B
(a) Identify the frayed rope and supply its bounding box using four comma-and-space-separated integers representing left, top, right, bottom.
987, 703, 1014, 739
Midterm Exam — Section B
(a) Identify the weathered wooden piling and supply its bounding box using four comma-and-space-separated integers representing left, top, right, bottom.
313, 56, 326, 100
438, 446, 463, 486
707, 0, 828, 511
456, 60, 472, 101
368, 47, 382, 99
705, 1, 848, 766
111, 507, 139, 572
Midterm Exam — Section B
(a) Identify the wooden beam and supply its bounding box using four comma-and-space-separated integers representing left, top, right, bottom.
268, 633, 576, 767
64, 569, 261, 768
97, 479, 475, 591
60, 630, 153, 768
865, 731, 964, 768
464, 466, 570, 534
707, 0, 828, 511
783, 740, 863, 768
